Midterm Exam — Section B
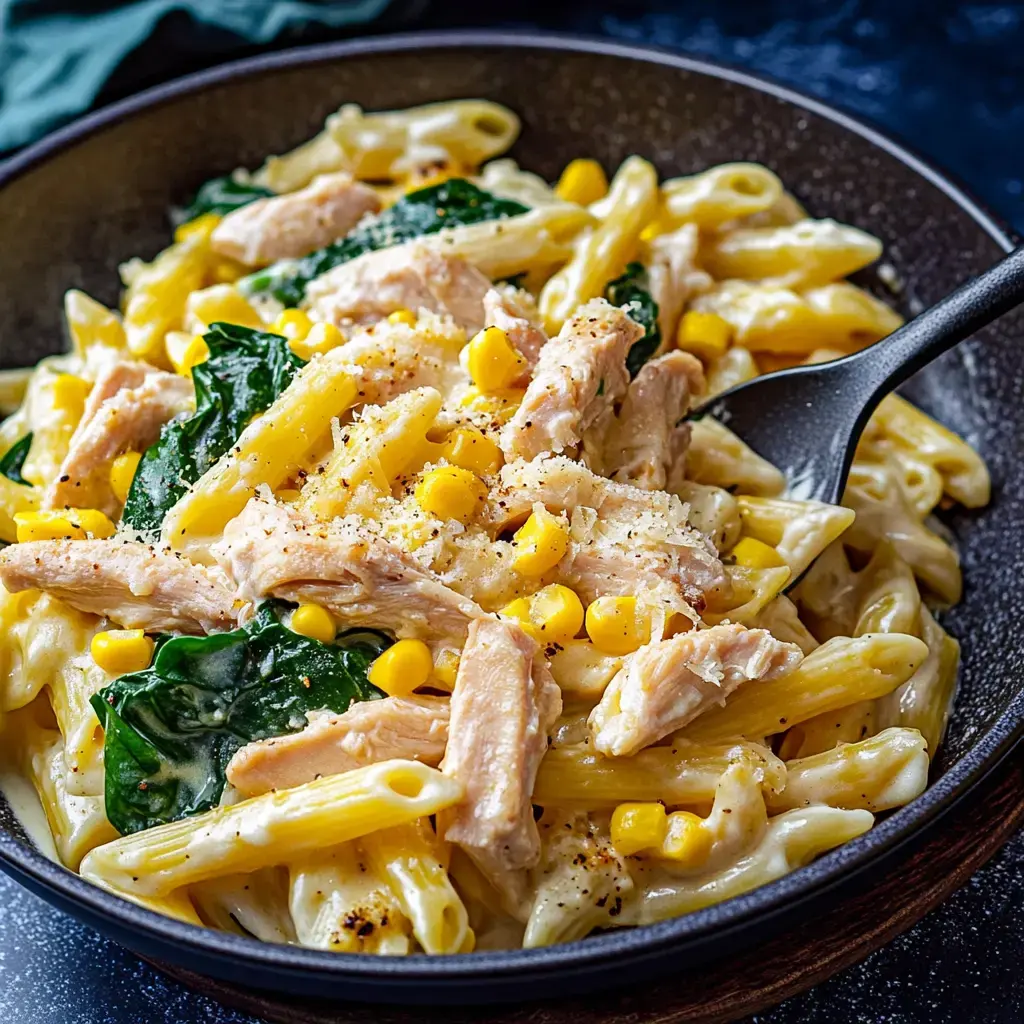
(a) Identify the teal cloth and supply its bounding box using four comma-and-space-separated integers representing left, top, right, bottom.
0, 0, 398, 152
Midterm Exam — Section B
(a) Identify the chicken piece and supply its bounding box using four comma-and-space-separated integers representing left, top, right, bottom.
500, 299, 642, 462
0, 540, 238, 633
214, 496, 485, 644
226, 695, 450, 797
483, 286, 548, 371
490, 455, 726, 613
45, 371, 192, 515
644, 224, 713, 348
306, 243, 491, 333
210, 172, 381, 266
589, 623, 803, 757
441, 618, 561, 904
584, 350, 704, 492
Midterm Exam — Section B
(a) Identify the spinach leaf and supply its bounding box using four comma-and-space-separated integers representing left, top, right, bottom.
90, 601, 389, 835
179, 176, 275, 222
0, 433, 32, 485
604, 262, 662, 379
121, 323, 304, 537
241, 178, 529, 307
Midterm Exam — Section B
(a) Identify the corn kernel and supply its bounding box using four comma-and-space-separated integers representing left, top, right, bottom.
91, 629, 155, 675
555, 158, 608, 207
676, 311, 733, 361
368, 639, 433, 697
585, 596, 651, 656
660, 811, 713, 868
174, 212, 222, 244
499, 597, 536, 638
731, 535, 787, 570
208, 258, 246, 285
441, 427, 503, 476
512, 507, 570, 576
611, 802, 668, 857
290, 321, 343, 360
466, 326, 525, 392
109, 451, 142, 505
387, 308, 417, 327
414, 466, 486, 525
187, 284, 262, 331
64, 290, 126, 354
431, 649, 460, 690
15, 508, 116, 543
290, 603, 337, 644
528, 584, 584, 645
51, 373, 90, 417
165, 332, 210, 376
272, 308, 313, 341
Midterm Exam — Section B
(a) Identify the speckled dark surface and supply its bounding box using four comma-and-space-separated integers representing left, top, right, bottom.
0, 4, 1022, 1022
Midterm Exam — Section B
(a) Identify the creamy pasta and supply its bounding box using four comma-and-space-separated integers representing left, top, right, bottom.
0, 98, 987, 954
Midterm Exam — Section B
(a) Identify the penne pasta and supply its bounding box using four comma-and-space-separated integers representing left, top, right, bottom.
661, 163, 783, 229
192, 867, 297, 944
686, 418, 786, 496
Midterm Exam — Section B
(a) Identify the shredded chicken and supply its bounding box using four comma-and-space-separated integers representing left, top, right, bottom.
589, 623, 804, 756
490, 455, 727, 614
583, 350, 704, 492
214, 496, 485, 644
441, 618, 561, 905
0, 540, 238, 633
644, 223, 713, 347
226, 695, 450, 797
210, 172, 381, 266
483, 285, 548, 371
501, 298, 641, 462
45, 371, 192, 515
306, 243, 491, 333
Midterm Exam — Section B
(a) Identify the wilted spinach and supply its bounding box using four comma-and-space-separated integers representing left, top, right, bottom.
604, 262, 662, 378
178, 176, 276, 222
0, 433, 32, 485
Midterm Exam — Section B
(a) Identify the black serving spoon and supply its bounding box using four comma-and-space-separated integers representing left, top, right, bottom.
692, 246, 1024, 505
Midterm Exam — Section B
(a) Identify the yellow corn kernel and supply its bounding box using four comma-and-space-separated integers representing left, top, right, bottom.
109, 451, 142, 505
173, 212, 222, 244
660, 811, 713, 868
165, 332, 210, 376
677, 311, 733, 362
414, 466, 486, 525
15, 508, 116, 543
528, 584, 584, 645
272, 308, 313, 341
290, 321, 343, 360
513, 507, 570, 576
368, 639, 433, 697
387, 308, 417, 327
188, 284, 262, 330
611, 802, 668, 857
430, 649, 460, 690
585, 596, 650, 656
555, 158, 609, 207
466, 326, 525, 392
290, 603, 337, 644
731, 535, 787, 570
499, 597, 535, 637
91, 629, 155, 675
51, 374, 90, 417
441, 426, 503, 476
64, 290, 127, 354
208, 258, 246, 285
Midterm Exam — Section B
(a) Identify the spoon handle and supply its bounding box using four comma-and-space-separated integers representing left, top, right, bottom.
852, 246, 1024, 400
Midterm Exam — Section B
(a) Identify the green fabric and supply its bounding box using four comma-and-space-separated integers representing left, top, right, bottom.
0, 0, 398, 152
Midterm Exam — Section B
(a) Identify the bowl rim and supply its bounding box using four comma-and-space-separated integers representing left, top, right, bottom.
0, 28, 1021, 986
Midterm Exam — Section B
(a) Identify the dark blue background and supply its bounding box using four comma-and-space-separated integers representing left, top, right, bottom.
0, 3, 1021, 1022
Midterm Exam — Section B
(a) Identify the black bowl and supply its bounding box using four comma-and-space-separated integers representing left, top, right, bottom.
0, 31, 1021, 1006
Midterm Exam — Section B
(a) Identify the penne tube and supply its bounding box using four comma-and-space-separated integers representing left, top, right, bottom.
533, 740, 786, 809
192, 867, 297, 944
703, 564, 791, 626
47, 650, 107, 797
736, 495, 855, 580
80, 759, 463, 898
540, 156, 659, 331
163, 349, 360, 555
703, 345, 758, 398
672, 481, 741, 553
681, 633, 928, 743
852, 542, 921, 638
776, 699, 876, 760
630, 806, 873, 924
361, 819, 471, 955
661, 163, 783, 229
752, 595, 819, 656
289, 844, 411, 954
701, 218, 883, 289
548, 641, 623, 700
769, 727, 929, 813
686, 418, 786, 496
0, 368, 32, 416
